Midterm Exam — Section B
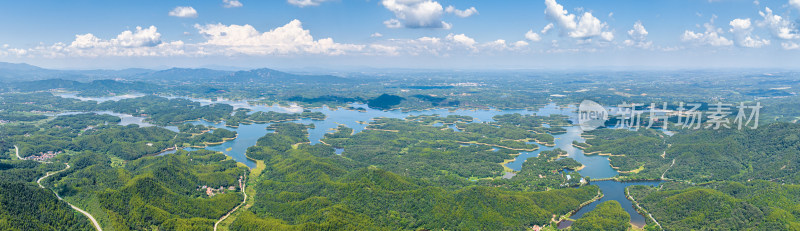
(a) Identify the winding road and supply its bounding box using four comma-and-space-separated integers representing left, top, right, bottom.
214, 174, 247, 231
14, 145, 21, 159
661, 158, 676, 180
37, 163, 103, 231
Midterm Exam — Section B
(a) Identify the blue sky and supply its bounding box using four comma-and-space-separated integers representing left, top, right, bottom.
0, 0, 799, 70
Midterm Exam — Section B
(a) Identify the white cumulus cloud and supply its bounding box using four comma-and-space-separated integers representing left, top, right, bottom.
729, 18, 770, 48
24, 26, 186, 57
223, 0, 243, 8
383, 19, 403, 29
445, 5, 478, 18
2, 20, 555, 59
758, 7, 800, 40
483, 39, 507, 50
480, 39, 529, 51
194, 19, 363, 55
287, 0, 331, 7
543, 0, 613, 41
446, 33, 476, 48
681, 17, 733, 47
512, 40, 529, 48
791, 0, 800, 11
382, 0, 451, 29
169, 6, 198, 18
782, 41, 800, 50
541, 23, 554, 34
381, 33, 531, 55
681, 30, 732, 46
367, 44, 400, 55
525, 30, 542, 42
623, 21, 653, 48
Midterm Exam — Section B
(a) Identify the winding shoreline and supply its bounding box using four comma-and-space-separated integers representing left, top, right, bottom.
555, 190, 604, 228
626, 187, 662, 229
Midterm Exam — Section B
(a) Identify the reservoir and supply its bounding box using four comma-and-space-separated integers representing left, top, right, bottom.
557, 180, 663, 229
56, 94, 662, 229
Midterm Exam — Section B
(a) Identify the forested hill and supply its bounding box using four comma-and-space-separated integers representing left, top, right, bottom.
131, 67, 350, 83
9, 79, 159, 96
577, 122, 800, 184
629, 181, 800, 230
0, 182, 94, 231
0, 62, 351, 84
132, 68, 231, 82
233, 122, 599, 230
46, 150, 247, 230
663, 122, 800, 184
570, 200, 631, 231
577, 122, 800, 230
0, 62, 152, 82
220, 68, 351, 83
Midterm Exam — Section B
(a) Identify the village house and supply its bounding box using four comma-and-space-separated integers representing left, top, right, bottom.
25, 151, 62, 162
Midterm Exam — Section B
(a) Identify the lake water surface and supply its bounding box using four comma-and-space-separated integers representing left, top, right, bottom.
56, 94, 662, 229
557, 180, 663, 229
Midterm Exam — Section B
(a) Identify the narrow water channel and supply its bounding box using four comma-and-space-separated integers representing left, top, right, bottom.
56, 94, 662, 228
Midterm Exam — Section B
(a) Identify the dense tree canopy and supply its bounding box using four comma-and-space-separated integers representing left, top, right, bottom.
49, 150, 247, 231
0, 182, 93, 231
629, 180, 800, 230
235, 123, 599, 230
570, 200, 631, 231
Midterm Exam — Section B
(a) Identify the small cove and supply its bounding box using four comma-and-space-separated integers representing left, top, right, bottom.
56, 94, 663, 228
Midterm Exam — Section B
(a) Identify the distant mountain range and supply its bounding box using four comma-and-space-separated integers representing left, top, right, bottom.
221, 68, 350, 83
0, 62, 350, 83
133, 68, 231, 82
